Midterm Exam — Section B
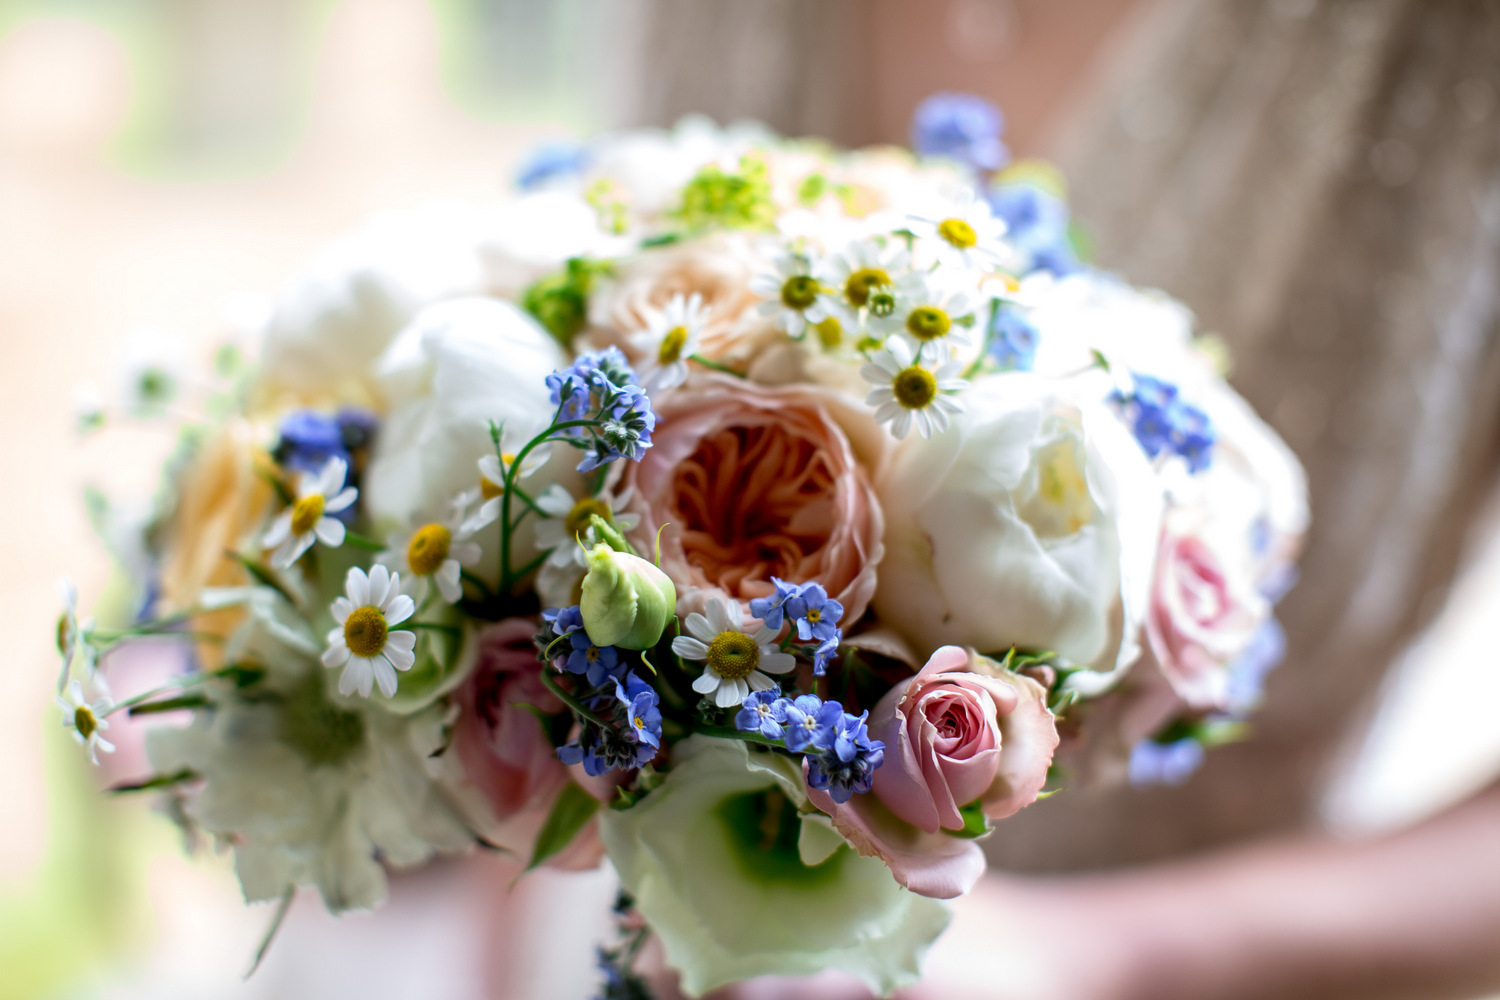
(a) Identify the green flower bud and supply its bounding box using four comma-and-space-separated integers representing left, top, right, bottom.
580, 543, 677, 650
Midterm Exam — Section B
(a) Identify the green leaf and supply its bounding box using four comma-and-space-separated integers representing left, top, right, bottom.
952, 800, 991, 840
127, 694, 211, 716
528, 782, 600, 871
109, 768, 197, 793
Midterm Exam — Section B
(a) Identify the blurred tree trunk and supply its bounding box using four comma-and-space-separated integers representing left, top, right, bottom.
986, 0, 1500, 870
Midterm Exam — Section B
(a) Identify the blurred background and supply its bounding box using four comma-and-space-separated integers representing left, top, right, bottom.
4, 0, 1499, 997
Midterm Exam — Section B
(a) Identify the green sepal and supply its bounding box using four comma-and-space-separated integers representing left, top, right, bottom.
528, 781, 601, 870
951, 800, 991, 840
588, 513, 635, 556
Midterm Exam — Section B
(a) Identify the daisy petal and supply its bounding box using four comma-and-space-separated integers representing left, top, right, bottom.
331, 597, 354, 623
759, 651, 797, 674
385, 644, 416, 671
672, 636, 710, 660
373, 658, 398, 698
683, 613, 716, 644
314, 517, 346, 547
322, 642, 351, 668
386, 630, 417, 653
383, 593, 416, 626
691, 669, 721, 695
346, 567, 370, 607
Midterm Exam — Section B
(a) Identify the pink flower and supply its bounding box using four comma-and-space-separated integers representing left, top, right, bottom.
449, 618, 602, 868
805, 646, 1059, 899
623, 376, 886, 623
1146, 528, 1266, 711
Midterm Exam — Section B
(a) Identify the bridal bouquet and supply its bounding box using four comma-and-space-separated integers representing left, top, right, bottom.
55, 95, 1306, 996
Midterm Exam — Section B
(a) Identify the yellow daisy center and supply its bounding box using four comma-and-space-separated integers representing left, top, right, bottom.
290, 494, 325, 535
844, 267, 890, 307
906, 306, 951, 341
659, 325, 690, 365
707, 631, 760, 680
814, 317, 843, 350
479, 453, 516, 499
343, 606, 388, 658
780, 275, 821, 311
892, 366, 938, 409
73, 705, 97, 740
407, 523, 452, 576
938, 218, 977, 249
565, 497, 613, 539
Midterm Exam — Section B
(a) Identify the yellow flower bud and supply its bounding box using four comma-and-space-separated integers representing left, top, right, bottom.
580, 543, 677, 650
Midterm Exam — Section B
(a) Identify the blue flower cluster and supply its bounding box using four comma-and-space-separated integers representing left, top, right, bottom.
558, 670, 663, 776
910, 92, 1009, 174
988, 303, 1039, 371
545, 605, 626, 687
273, 408, 377, 476
546, 348, 657, 473
1127, 737, 1205, 787
515, 140, 590, 191
1111, 374, 1216, 473
987, 180, 1079, 276
734, 691, 885, 804
749, 578, 843, 676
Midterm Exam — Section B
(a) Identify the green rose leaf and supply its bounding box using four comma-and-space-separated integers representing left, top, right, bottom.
528, 781, 600, 872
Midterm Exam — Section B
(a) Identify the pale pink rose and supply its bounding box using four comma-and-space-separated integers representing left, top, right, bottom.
587, 234, 777, 366
805, 646, 1059, 899
450, 618, 603, 868
1146, 528, 1267, 711
623, 375, 886, 623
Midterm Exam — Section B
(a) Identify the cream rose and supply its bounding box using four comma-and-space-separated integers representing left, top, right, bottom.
873, 372, 1162, 677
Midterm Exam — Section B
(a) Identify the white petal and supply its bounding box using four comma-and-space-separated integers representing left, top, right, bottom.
683, 613, 717, 644
478, 453, 503, 483
371, 564, 398, 606
324, 487, 358, 513
318, 457, 349, 496
383, 593, 416, 625
746, 671, 778, 692
691, 668, 721, 694
672, 636, 710, 660
758, 650, 797, 674
340, 658, 372, 697
314, 517, 346, 547
715, 679, 748, 708
373, 658, 399, 698
452, 542, 482, 566
750, 624, 778, 644
874, 400, 904, 423
891, 409, 913, 438
331, 597, 354, 624
262, 511, 292, 548
615, 513, 641, 532
345, 567, 370, 607
434, 561, 463, 603
708, 598, 740, 634
535, 484, 574, 517
385, 644, 416, 671
386, 629, 417, 653
322, 641, 351, 668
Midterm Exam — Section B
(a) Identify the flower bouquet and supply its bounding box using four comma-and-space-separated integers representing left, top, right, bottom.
55, 95, 1306, 996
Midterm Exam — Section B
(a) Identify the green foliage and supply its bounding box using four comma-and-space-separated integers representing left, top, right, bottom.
522, 257, 607, 346
952, 799, 991, 840
672, 156, 777, 233
529, 781, 601, 871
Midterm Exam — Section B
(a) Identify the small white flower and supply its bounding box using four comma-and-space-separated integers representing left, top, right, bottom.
671, 597, 796, 708
58, 680, 115, 765
534, 484, 641, 569
861, 337, 968, 439
908, 190, 1009, 271
459, 446, 552, 533
322, 565, 418, 699
822, 238, 910, 333
629, 292, 712, 394
750, 251, 835, 338
262, 457, 358, 569
869, 273, 978, 361
377, 510, 483, 605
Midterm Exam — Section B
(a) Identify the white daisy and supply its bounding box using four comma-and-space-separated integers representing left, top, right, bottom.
377, 511, 483, 605
58, 680, 115, 765
629, 292, 712, 394
908, 190, 1009, 271
861, 337, 968, 439
460, 446, 552, 533
750, 250, 835, 338
263, 456, 357, 569
671, 597, 796, 708
868, 272, 979, 361
533, 484, 642, 569
322, 565, 418, 699
822, 238, 910, 333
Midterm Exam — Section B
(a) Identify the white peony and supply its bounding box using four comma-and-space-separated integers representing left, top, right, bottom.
599, 737, 950, 997
362, 297, 575, 569
257, 202, 493, 404
873, 372, 1162, 680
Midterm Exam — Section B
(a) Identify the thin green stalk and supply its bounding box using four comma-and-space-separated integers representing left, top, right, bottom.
689, 354, 744, 377
539, 669, 610, 728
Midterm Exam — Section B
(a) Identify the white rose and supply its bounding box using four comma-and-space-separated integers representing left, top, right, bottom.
598, 737, 949, 997
362, 297, 575, 571
873, 372, 1162, 679
257, 202, 492, 403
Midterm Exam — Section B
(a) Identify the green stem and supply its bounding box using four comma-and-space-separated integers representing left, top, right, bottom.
689, 354, 744, 377
539, 669, 610, 728
690, 724, 788, 750
342, 530, 385, 551
128, 694, 211, 716
501, 418, 605, 591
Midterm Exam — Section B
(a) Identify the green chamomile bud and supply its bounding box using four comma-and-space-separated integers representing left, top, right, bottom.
580, 543, 677, 650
